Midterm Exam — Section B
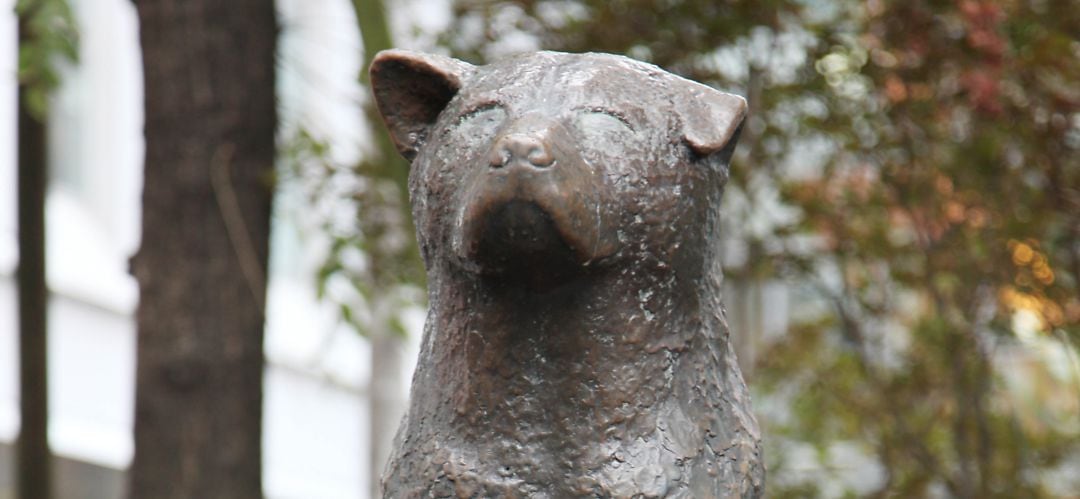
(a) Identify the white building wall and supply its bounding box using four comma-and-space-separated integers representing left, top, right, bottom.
0, 0, 417, 497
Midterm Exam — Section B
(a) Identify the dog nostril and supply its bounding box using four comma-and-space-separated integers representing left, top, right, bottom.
489, 148, 511, 168
526, 144, 554, 167
491, 134, 554, 168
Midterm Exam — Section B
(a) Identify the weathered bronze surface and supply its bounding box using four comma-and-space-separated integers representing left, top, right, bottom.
370, 49, 763, 498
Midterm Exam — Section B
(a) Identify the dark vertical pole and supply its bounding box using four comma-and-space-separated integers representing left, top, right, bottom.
16, 8, 52, 499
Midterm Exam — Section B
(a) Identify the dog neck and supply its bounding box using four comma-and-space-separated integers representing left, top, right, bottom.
402, 265, 744, 474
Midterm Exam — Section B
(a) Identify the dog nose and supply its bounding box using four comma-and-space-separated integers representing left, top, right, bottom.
489, 134, 555, 168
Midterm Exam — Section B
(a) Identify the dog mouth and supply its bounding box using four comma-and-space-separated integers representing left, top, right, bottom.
464, 200, 580, 287
453, 164, 616, 288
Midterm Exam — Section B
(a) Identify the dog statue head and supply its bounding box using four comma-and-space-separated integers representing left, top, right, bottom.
371, 49, 762, 498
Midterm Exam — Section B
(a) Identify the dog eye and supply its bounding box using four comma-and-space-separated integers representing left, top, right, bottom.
448, 104, 506, 141
456, 103, 505, 126
575, 107, 634, 136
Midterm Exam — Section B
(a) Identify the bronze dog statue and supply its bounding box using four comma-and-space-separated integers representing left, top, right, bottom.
370, 49, 762, 498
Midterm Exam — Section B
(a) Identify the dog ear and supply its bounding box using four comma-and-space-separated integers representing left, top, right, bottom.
674, 82, 747, 164
369, 49, 475, 161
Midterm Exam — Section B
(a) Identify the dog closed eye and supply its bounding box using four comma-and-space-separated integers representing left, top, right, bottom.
446, 103, 507, 142
574, 107, 634, 140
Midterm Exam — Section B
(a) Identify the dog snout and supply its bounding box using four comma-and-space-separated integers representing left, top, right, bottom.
489, 133, 555, 169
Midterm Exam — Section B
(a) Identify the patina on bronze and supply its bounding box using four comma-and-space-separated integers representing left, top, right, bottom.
370, 49, 763, 498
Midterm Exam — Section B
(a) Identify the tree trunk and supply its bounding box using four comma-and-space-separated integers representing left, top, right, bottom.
16, 12, 52, 499
368, 305, 405, 498
128, 2, 277, 498
349, 1, 412, 493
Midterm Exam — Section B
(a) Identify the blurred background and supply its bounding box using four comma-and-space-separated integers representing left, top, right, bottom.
0, 0, 1076, 498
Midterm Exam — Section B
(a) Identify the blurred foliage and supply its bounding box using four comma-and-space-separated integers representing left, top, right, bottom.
282, 0, 423, 337
349, 0, 427, 324
16, 0, 78, 118
441, 0, 1079, 496
279, 125, 421, 338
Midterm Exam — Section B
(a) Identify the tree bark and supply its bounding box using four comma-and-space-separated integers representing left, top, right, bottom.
16, 12, 52, 499
128, 2, 277, 498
